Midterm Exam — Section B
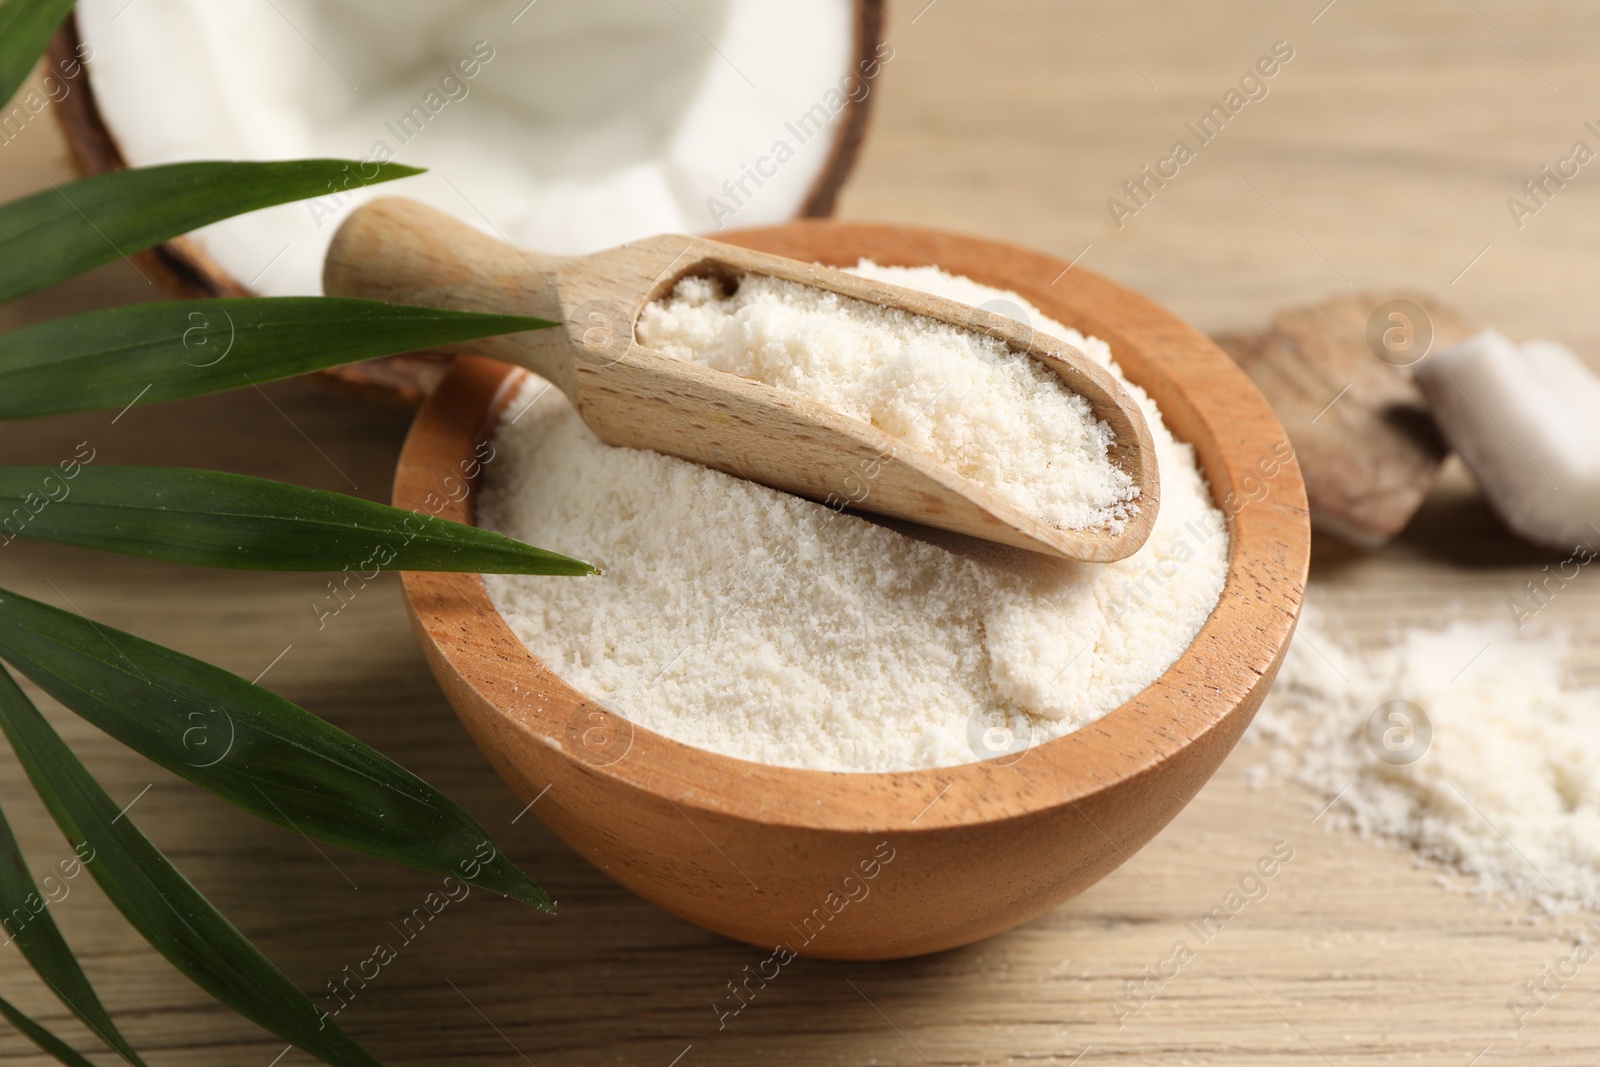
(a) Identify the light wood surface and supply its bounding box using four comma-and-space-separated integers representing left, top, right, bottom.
325, 199, 1161, 563
391, 217, 1305, 959
4, 0, 1600, 1063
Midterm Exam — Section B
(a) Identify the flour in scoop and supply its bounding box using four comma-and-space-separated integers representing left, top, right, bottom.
638, 266, 1139, 533
479, 265, 1227, 772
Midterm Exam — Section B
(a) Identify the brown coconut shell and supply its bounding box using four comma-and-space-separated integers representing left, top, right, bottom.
48, 1, 885, 408
1212, 291, 1473, 547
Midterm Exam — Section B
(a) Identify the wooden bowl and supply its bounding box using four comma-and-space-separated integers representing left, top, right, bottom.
393, 221, 1309, 960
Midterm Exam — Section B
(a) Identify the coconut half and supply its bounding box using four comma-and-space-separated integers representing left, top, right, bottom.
54, 0, 884, 402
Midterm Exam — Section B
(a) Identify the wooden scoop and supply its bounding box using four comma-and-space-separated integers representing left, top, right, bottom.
324, 198, 1160, 561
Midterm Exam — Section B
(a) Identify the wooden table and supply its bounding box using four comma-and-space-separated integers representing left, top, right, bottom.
4, 1, 1598, 1062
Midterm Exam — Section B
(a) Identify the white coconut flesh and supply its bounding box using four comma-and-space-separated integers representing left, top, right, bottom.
75, 0, 863, 296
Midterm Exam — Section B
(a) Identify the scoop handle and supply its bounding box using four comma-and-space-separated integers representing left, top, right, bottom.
322, 197, 576, 393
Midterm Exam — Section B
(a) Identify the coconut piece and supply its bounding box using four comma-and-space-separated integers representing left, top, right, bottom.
53, 0, 885, 404
1413, 330, 1600, 549
1213, 292, 1473, 547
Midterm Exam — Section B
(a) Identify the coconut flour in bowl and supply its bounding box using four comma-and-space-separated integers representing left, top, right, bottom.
477, 264, 1229, 772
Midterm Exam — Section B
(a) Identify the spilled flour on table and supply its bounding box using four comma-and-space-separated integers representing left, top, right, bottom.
1250, 600, 1600, 914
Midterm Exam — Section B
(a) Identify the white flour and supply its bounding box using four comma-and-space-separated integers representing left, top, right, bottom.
479, 264, 1228, 771
637, 267, 1138, 533
1250, 602, 1600, 913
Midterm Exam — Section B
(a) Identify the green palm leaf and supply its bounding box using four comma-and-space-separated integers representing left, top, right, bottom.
0, 801, 146, 1065
0, 587, 553, 912
0, 160, 424, 304
0, 666, 381, 1067
0, 465, 591, 574
0, 992, 98, 1067
0, 0, 75, 108
0, 297, 552, 419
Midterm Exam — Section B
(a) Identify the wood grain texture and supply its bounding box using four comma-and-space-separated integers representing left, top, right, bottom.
3, 0, 1600, 1061
327, 198, 1162, 562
